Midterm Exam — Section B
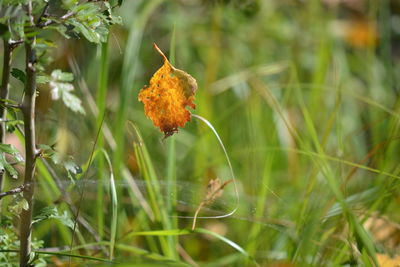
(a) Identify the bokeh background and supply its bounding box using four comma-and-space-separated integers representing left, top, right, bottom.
2, 0, 400, 266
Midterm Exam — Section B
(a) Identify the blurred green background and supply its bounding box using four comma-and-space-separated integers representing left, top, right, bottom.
2, 0, 400, 266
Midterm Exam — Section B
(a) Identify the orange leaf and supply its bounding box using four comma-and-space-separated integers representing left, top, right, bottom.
138, 43, 197, 137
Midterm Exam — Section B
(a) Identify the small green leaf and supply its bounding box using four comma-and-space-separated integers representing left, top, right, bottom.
50, 24, 71, 39
49, 69, 85, 114
11, 68, 26, 84
0, 143, 24, 162
51, 69, 73, 82
62, 0, 79, 9
8, 195, 29, 215
6, 120, 23, 133
0, 143, 23, 179
0, 154, 18, 179
33, 206, 74, 229
61, 89, 85, 114
0, 144, 24, 178
37, 75, 50, 84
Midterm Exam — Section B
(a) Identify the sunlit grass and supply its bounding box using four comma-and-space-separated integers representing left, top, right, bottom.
1, 0, 399, 266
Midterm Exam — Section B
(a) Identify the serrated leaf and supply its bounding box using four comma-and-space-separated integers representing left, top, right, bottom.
49, 69, 85, 114
6, 119, 23, 133
11, 68, 26, 84
0, 154, 18, 179
64, 2, 110, 43
61, 89, 85, 114
32, 206, 74, 229
8, 196, 29, 215
69, 19, 102, 43
36, 75, 50, 84
0, 143, 24, 162
104, 2, 122, 25
50, 24, 71, 39
51, 69, 73, 82
61, 0, 78, 10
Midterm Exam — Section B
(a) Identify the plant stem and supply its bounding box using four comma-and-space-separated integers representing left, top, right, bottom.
20, 2, 37, 266
0, 39, 13, 197
96, 38, 109, 240
0, 184, 26, 199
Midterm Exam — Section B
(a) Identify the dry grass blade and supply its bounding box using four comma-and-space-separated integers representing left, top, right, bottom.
192, 179, 234, 230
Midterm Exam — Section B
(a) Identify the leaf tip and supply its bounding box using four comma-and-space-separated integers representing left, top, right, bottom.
153, 42, 168, 62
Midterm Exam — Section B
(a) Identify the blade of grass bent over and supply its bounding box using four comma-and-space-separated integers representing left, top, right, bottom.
97, 148, 118, 260
182, 114, 239, 223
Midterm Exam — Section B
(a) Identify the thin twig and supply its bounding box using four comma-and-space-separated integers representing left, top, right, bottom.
0, 184, 26, 199
0, 102, 22, 110
36, 2, 50, 26
37, 11, 75, 28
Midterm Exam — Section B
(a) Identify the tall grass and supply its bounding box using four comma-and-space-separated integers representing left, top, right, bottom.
1, 0, 399, 266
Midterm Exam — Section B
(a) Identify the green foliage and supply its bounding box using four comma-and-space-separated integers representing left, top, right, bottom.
49, 69, 85, 114
0, 4, 27, 39
5, 120, 23, 133
0, 144, 23, 179
10, 68, 25, 85
38, 144, 82, 184
1, 0, 120, 43
1, 0, 400, 266
7, 194, 28, 215
0, 227, 46, 266
32, 206, 74, 229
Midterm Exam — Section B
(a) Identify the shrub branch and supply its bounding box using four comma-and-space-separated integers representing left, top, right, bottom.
0, 39, 14, 195
0, 184, 26, 199
19, 2, 38, 266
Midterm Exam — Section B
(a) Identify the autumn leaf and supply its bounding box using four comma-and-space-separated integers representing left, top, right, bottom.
138, 43, 197, 137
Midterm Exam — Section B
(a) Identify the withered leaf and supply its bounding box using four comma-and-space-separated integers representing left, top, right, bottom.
204, 178, 226, 205
192, 178, 233, 230
138, 43, 197, 137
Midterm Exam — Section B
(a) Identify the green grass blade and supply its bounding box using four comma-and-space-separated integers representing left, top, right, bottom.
113, 0, 163, 181
121, 228, 251, 260
191, 114, 239, 219
165, 23, 178, 259
97, 148, 118, 260
96, 37, 109, 240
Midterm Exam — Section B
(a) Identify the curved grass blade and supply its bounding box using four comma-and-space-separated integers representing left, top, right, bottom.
120, 228, 252, 260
